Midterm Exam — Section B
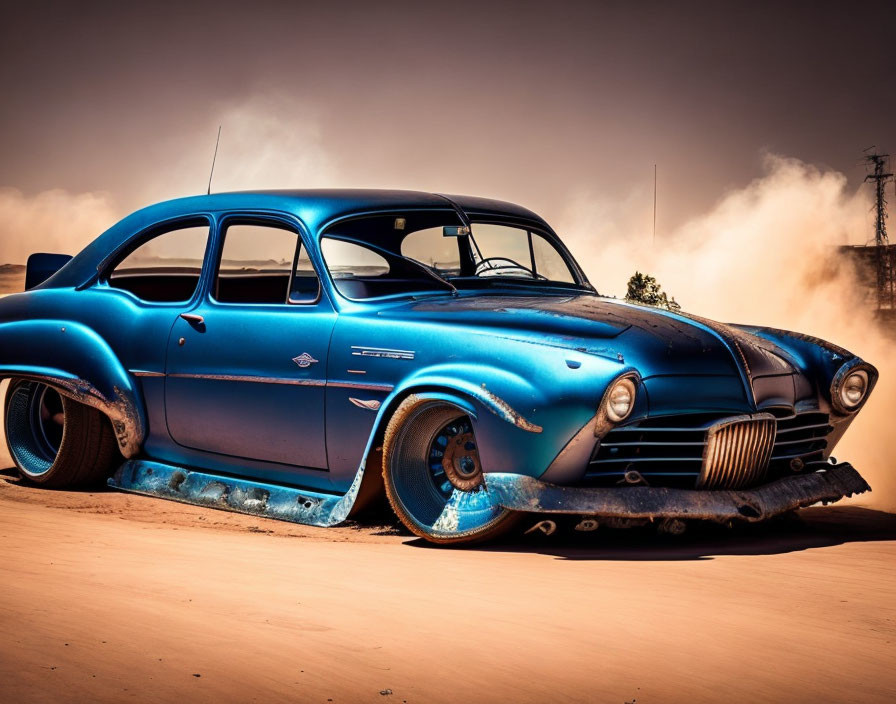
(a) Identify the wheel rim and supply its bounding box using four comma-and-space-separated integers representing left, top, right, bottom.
6, 381, 65, 477
390, 403, 509, 538
429, 417, 483, 496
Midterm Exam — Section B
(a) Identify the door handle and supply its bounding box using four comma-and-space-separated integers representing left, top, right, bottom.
179, 313, 205, 328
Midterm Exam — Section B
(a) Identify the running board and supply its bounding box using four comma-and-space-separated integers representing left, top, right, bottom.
108, 460, 361, 527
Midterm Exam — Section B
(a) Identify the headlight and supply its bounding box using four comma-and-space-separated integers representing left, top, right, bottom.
838, 370, 868, 411
830, 361, 875, 414
605, 376, 636, 423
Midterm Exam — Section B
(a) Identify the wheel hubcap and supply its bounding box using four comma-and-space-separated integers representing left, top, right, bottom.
389, 402, 510, 538
429, 419, 483, 495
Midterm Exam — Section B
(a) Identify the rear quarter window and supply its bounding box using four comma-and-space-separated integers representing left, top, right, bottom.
107, 223, 210, 302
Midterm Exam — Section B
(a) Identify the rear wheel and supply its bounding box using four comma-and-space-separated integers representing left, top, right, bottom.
4, 379, 121, 487
382, 396, 520, 545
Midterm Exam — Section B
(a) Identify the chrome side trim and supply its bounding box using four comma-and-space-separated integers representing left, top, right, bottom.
351, 345, 415, 360
157, 372, 393, 392
328, 380, 394, 392
131, 370, 166, 378
166, 373, 326, 387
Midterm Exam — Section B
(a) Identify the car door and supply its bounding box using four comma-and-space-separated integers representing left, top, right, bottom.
87, 216, 214, 451
164, 215, 335, 470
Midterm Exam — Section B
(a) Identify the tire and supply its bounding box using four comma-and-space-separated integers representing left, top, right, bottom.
4, 379, 121, 488
382, 395, 520, 545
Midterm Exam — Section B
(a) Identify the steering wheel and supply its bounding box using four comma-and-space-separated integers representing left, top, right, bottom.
474, 257, 545, 279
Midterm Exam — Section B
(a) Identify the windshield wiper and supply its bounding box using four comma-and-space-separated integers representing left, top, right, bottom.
416, 262, 459, 296
336, 237, 459, 297
396, 254, 458, 296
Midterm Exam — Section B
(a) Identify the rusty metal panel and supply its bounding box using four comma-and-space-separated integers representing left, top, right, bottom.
108, 460, 365, 527
484, 462, 870, 523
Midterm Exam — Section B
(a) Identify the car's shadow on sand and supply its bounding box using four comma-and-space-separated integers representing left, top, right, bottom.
404, 506, 896, 561
0, 466, 115, 493
5, 465, 894, 561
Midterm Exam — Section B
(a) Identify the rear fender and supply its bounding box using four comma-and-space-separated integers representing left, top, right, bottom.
0, 319, 145, 456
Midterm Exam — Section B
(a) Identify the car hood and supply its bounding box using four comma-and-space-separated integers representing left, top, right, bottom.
380, 293, 799, 380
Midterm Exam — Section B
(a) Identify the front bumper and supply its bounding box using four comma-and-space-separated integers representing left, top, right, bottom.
483, 462, 869, 523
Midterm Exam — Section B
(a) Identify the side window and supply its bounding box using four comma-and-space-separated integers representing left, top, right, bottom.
214, 222, 319, 305
532, 234, 575, 283
320, 238, 390, 299
108, 223, 209, 303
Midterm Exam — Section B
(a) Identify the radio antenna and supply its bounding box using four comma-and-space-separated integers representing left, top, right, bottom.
653, 163, 657, 245
206, 125, 221, 195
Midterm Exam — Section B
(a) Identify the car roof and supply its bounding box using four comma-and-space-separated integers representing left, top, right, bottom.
45, 189, 552, 289
137, 189, 545, 232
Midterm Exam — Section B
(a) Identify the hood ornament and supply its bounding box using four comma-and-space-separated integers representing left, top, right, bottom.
292, 352, 319, 368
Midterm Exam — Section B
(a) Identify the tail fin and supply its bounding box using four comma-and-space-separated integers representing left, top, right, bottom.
25, 253, 73, 290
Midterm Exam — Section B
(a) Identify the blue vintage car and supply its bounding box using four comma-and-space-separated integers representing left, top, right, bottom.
0, 190, 877, 543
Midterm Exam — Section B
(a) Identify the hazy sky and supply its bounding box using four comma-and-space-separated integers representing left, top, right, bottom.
1, 0, 894, 237
4, 1, 896, 502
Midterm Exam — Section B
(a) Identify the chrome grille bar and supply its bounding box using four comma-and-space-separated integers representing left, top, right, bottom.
697, 414, 777, 489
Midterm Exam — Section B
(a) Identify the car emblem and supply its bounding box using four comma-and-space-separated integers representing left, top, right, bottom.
292, 352, 319, 368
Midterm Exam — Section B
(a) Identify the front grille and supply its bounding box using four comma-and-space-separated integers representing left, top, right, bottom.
697, 415, 776, 489
768, 409, 832, 469
586, 409, 832, 488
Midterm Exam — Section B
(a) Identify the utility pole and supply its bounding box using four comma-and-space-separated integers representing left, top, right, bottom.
863, 150, 895, 309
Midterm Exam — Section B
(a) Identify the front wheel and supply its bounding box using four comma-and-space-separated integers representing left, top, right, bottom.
382, 396, 520, 545
4, 379, 121, 487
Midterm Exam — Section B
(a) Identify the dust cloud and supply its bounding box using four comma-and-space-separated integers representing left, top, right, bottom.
0, 97, 339, 261
155, 96, 341, 201
0, 187, 119, 264
564, 155, 895, 509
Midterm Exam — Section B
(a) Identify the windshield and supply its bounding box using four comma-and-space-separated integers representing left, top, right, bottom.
320, 211, 584, 300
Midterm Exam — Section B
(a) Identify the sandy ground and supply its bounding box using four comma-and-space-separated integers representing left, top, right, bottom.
1, 426, 895, 704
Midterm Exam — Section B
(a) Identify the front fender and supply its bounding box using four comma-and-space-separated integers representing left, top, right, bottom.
377, 362, 594, 479
394, 364, 545, 433
0, 319, 145, 456
740, 325, 879, 410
